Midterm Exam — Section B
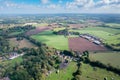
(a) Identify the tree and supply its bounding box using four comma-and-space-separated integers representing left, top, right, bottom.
9, 69, 31, 80
74, 75, 81, 80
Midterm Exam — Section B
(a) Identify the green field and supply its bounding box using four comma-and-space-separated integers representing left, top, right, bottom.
90, 52, 120, 69
46, 62, 120, 80
9, 38, 37, 49
46, 62, 77, 80
53, 27, 66, 32
32, 23, 48, 27
9, 31, 24, 36
70, 26, 120, 49
0, 56, 23, 68
106, 23, 120, 29
80, 63, 120, 80
31, 30, 68, 50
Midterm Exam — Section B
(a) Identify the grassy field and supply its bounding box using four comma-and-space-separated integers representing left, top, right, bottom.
80, 63, 120, 80
46, 61, 120, 80
31, 30, 68, 50
46, 62, 77, 80
9, 38, 37, 49
9, 31, 24, 36
70, 26, 120, 49
53, 27, 66, 32
89, 52, 120, 69
106, 23, 120, 29
32, 23, 48, 27
0, 56, 23, 68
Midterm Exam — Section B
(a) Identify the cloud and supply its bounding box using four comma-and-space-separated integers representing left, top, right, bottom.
41, 0, 49, 4
66, 0, 95, 9
0, 0, 120, 14
47, 4, 56, 9
66, 0, 120, 9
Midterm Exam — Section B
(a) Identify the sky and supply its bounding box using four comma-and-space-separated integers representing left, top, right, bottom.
0, 0, 120, 14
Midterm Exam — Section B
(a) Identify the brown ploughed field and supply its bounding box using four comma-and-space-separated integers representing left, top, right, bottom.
68, 37, 107, 52
26, 27, 52, 36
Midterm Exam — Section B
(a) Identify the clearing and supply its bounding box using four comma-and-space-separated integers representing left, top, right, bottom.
90, 52, 120, 69
31, 30, 68, 50
9, 38, 37, 49
46, 62, 120, 80
46, 62, 77, 80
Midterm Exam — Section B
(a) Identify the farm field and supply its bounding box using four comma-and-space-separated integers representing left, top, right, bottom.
70, 26, 120, 49
53, 27, 66, 32
9, 31, 24, 36
46, 62, 77, 80
26, 26, 52, 36
46, 62, 120, 80
69, 37, 107, 52
80, 63, 120, 80
31, 30, 68, 50
106, 23, 120, 29
32, 23, 48, 27
9, 38, 37, 49
90, 52, 120, 69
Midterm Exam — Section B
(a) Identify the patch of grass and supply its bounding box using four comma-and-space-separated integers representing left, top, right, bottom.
106, 23, 120, 29
9, 31, 24, 36
46, 61, 120, 80
0, 56, 23, 68
31, 30, 68, 50
9, 38, 37, 49
46, 62, 77, 80
33, 23, 48, 27
81, 27, 120, 34
80, 63, 120, 80
53, 27, 66, 32
89, 52, 120, 69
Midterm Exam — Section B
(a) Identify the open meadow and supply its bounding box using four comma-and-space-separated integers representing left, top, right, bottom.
0, 56, 23, 68
9, 31, 24, 36
80, 63, 120, 80
90, 52, 120, 69
46, 62, 77, 80
106, 23, 120, 29
46, 62, 120, 80
31, 30, 68, 50
9, 38, 37, 49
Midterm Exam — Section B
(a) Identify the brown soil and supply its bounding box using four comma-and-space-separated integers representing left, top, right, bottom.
26, 27, 52, 36
68, 37, 107, 52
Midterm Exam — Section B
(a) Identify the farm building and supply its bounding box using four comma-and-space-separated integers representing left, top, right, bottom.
93, 40, 101, 45
9, 52, 24, 60
79, 34, 102, 45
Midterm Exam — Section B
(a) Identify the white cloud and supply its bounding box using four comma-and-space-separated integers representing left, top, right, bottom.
64, 0, 120, 13
103, 0, 110, 4
46, 4, 61, 9
0, 0, 120, 14
41, 0, 49, 4
66, 0, 95, 9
